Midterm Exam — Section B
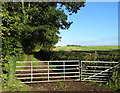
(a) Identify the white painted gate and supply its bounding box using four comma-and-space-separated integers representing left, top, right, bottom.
81, 61, 119, 82
15, 60, 80, 83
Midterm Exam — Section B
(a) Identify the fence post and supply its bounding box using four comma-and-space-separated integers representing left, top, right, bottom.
63, 61, 65, 81
31, 61, 33, 82
48, 61, 49, 81
79, 61, 80, 81
80, 61, 82, 81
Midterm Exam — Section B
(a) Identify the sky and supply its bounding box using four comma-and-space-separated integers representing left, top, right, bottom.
56, 2, 118, 46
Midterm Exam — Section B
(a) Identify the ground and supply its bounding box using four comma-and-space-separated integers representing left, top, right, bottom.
27, 81, 115, 92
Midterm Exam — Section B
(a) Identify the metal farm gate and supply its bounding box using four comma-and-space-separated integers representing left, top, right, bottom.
15, 60, 80, 83
15, 60, 119, 83
81, 61, 119, 82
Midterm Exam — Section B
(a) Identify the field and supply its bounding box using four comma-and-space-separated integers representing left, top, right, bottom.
53, 46, 119, 51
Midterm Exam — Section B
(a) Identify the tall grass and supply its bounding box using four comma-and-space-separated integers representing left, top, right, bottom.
2, 56, 31, 92
107, 64, 120, 90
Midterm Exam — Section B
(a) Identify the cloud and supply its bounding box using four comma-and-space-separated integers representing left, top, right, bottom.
56, 36, 118, 46
75, 36, 118, 46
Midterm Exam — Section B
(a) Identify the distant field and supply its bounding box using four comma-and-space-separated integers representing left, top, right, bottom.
53, 46, 119, 51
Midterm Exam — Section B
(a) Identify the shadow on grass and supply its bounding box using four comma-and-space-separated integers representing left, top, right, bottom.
33, 49, 120, 62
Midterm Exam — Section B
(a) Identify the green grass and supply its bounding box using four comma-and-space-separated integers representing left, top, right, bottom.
17, 54, 27, 61
2, 79, 31, 91
56, 82, 68, 91
31, 55, 40, 66
31, 55, 37, 61
59, 47, 67, 51
16, 54, 28, 70
79, 46, 118, 51
55, 46, 119, 51
16, 62, 26, 70
16, 54, 39, 70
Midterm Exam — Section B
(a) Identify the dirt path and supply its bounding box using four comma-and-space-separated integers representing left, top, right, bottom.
25, 55, 31, 69
27, 81, 115, 92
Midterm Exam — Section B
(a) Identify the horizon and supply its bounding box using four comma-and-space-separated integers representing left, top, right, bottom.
56, 45, 119, 47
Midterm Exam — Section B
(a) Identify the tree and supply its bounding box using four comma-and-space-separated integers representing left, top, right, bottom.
2, 2, 85, 56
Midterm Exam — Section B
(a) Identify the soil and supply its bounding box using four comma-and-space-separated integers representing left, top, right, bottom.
27, 81, 115, 92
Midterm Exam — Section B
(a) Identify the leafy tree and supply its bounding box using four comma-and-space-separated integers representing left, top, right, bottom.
2, 2, 85, 56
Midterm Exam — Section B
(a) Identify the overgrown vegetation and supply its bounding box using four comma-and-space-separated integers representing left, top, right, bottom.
1, 55, 30, 91
107, 66, 120, 90
2, 79, 30, 91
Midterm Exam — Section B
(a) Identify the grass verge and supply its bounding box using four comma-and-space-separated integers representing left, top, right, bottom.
56, 82, 68, 91
2, 79, 31, 91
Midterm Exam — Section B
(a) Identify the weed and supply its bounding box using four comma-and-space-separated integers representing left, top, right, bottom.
56, 82, 68, 91
2, 79, 30, 91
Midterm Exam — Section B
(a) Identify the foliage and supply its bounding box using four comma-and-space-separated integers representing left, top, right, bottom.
34, 50, 84, 61
107, 63, 120, 90
2, 79, 30, 91
34, 48, 119, 62
56, 82, 68, 91
1, 56, 31, 92
1, 2, 85, 74
2, 2, 85, 56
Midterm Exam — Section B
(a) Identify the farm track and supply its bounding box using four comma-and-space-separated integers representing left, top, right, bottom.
25, 55, 31, 69
16, 55, 71, 82
16, 55, 51, 75
27, 81, 115, 91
